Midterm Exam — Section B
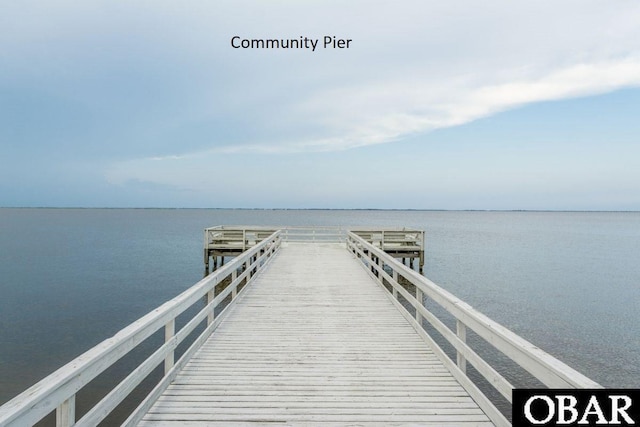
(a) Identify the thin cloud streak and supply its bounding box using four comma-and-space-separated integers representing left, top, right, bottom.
248, 57, 640, 153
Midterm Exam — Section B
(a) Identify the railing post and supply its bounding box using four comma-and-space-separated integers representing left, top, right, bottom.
416, 287, 423, 326
56, 395, 75, 427
207, 288, 215, 325
164, 319, 175, 374
392, 270, 398, 299
231, 269, 238, 299
420, 231, 425, 273
456, 320, 467, 374
203, 232, 210, 277
203, 249, 209, 277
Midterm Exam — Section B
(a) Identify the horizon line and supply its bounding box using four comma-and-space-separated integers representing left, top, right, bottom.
1, 206, 639, 213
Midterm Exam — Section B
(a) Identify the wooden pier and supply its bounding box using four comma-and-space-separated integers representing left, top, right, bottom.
204, 226, 425, 274
0, 227, 600, 427
143, 242, 487, 426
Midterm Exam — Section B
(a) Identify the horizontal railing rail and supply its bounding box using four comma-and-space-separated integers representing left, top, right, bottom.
204, 227, 277, 252
346, 231, 600, 427
204, 226, 426, 247
350, 228, 424, 249
283, 227, 344, 242
0, 231, 282, 427
204, 226, 346, 247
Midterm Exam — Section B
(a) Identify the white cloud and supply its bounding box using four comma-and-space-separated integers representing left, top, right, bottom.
96, 1, 640, 192
5, 1, 640, 155
246, 57, 640, 153
187, 1, 640, 153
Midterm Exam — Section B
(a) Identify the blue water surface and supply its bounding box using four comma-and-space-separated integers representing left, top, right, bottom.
0, 209, 638, 406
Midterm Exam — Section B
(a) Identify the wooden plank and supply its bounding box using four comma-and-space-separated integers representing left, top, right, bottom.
142, 413, 492, 422
140, 243, 494, 426
154, 395, 477, 403
139, 422, 495, 427
150, 403, 483, 411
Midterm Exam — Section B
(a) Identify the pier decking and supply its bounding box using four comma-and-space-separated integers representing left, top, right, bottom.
0, 227, 600, 427
141, 243, 490, 426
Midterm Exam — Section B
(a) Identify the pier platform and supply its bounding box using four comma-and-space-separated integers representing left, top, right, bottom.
204, 226, 425, 274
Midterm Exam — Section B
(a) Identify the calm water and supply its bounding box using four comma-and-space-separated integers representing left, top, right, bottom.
1, 208, 639, 407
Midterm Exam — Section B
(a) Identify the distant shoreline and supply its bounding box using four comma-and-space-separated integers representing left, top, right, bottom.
1, 207, 639, 213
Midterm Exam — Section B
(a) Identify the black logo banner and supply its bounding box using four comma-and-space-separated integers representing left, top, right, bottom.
513, 389, 639, 426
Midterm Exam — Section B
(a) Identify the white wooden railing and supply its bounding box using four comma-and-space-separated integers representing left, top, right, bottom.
0, 231, 282, 427
204, 226, 278, 252
283, 226, 344, 242
346, 231, 601, 427
204, 225, 345, 245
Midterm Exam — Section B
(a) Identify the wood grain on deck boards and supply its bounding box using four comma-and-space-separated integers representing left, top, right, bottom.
139, 243, 493, 426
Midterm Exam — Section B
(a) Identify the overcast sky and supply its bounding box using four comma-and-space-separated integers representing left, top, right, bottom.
2, 0, 640, 209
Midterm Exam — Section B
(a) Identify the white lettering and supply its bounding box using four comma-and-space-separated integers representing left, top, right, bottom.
609, 395, 635, 424
578, 396, 608, 424
525, 395, 555, 424
556, 395, 579, 424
